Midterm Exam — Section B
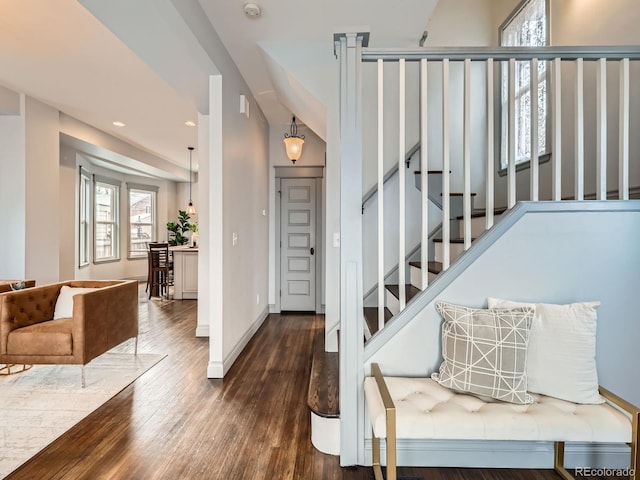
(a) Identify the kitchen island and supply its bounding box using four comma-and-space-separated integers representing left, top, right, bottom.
170, 246, 198, 300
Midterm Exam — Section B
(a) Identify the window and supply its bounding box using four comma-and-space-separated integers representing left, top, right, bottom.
128, 184, 157, 258
79, 168, 91, 267
94, 176, 120, 263
499, 0, 549, 171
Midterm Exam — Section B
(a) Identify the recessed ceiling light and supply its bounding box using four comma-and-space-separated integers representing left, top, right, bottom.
113, 121, 126, 127
185, 121, 196, 127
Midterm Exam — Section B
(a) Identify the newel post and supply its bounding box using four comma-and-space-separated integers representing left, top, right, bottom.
335, 30, 369, 466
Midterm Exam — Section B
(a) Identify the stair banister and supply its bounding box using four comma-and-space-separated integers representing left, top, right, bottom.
361, 140, 420, 208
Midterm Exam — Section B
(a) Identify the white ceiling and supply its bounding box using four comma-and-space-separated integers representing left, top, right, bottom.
0, 0, 438, 176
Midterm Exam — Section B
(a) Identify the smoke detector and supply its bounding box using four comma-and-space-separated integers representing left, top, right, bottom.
243, 3, 261, 18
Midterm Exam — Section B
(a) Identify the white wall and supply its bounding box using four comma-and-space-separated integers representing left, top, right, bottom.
190, 30, 270, 377
0, 101, 26, 279
426, 0, 497, 47
368, 207, 640, 406
23, 97, 61, 285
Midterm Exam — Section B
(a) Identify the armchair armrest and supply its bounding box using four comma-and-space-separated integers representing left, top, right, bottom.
599, 385, 639, 475
369, 363, 397, 480
371, 363, 396, 413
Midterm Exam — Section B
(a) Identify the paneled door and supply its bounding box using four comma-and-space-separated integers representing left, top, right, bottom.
280, 178, 316, 311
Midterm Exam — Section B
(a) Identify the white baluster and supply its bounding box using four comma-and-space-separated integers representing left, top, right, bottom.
619, 58, 630, 200
596, 58, 607, 200
377, 59, 385, 331
508, 58, 516, 208
463, 59, 472, 250
575, 58, 584, 201
486, 58, 494, 230
442, 59, 451, 271
530, 58, 539, 201
398, 59, 406, 311
420, 58, 429, 290
552, 58, 562, 201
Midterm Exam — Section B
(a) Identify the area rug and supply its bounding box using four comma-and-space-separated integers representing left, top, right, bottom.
0, 352, 166, 479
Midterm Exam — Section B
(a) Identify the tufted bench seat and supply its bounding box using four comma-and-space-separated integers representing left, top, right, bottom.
364, 363, 639, 480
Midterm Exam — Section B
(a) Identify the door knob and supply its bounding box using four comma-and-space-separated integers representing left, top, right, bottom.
310, 247, 315, 255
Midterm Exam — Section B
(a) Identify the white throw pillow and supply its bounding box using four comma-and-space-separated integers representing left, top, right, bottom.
487, 297, 603, 404
53, 286, 98, 320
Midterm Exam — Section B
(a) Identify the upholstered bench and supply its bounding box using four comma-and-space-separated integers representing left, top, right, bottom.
364, 363, 639, 480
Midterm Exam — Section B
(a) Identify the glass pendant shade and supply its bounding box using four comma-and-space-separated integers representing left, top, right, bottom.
186, 201, 196, 216
284, 136, 304, 162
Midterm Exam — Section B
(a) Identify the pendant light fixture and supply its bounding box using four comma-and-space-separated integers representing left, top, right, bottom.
186, 147, 196, 216
283, 115, 305, 164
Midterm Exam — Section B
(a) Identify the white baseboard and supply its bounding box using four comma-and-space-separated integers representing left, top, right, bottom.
269, 303, 278, 314
363, 439, 631, 469
206, 306, 269, 379
195, 324, 209, 337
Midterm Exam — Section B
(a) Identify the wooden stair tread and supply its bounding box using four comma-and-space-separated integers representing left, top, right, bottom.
413, 169, 452, 174
433, 237, 476, 243
307, 333, 339, 418
386, 284, 421, 302
364, 307, 393, 337
409, 261, 443, 274
440, 192, 477, 197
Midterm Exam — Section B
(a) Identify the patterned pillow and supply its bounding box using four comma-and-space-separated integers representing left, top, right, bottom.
432, 301, 535, 404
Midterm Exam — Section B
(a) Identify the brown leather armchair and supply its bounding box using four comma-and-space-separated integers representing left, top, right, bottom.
0, 280, 139, 385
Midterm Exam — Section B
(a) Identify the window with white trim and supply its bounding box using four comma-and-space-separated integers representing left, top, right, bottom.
499, 0, 549, 171
128, 185, 157, 259
94, 177, 120, 263
79, 168, 91, 267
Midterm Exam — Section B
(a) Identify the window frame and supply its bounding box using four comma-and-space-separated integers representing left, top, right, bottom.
497, 0, 551, 176
78, 167, 91, 268
127, 183, 158, 260
93, 175, 121, 264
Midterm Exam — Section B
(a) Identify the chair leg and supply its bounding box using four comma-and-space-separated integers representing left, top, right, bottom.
554, 442, 575, 480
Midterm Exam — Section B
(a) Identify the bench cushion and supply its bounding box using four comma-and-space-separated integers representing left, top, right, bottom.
364, 376, 631, 443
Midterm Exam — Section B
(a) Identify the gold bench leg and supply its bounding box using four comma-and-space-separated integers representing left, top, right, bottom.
631, 411, 639, 480
554, 441, 575, 480
372, 431, 384, 480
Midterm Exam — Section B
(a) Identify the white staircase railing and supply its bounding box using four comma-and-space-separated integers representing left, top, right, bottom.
359, 44, 640, 331
336, 36, 640, 464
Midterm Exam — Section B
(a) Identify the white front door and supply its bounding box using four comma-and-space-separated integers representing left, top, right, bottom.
280, 178, 316, 311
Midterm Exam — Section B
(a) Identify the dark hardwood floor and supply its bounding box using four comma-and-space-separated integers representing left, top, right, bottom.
6, 285, 618, 479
